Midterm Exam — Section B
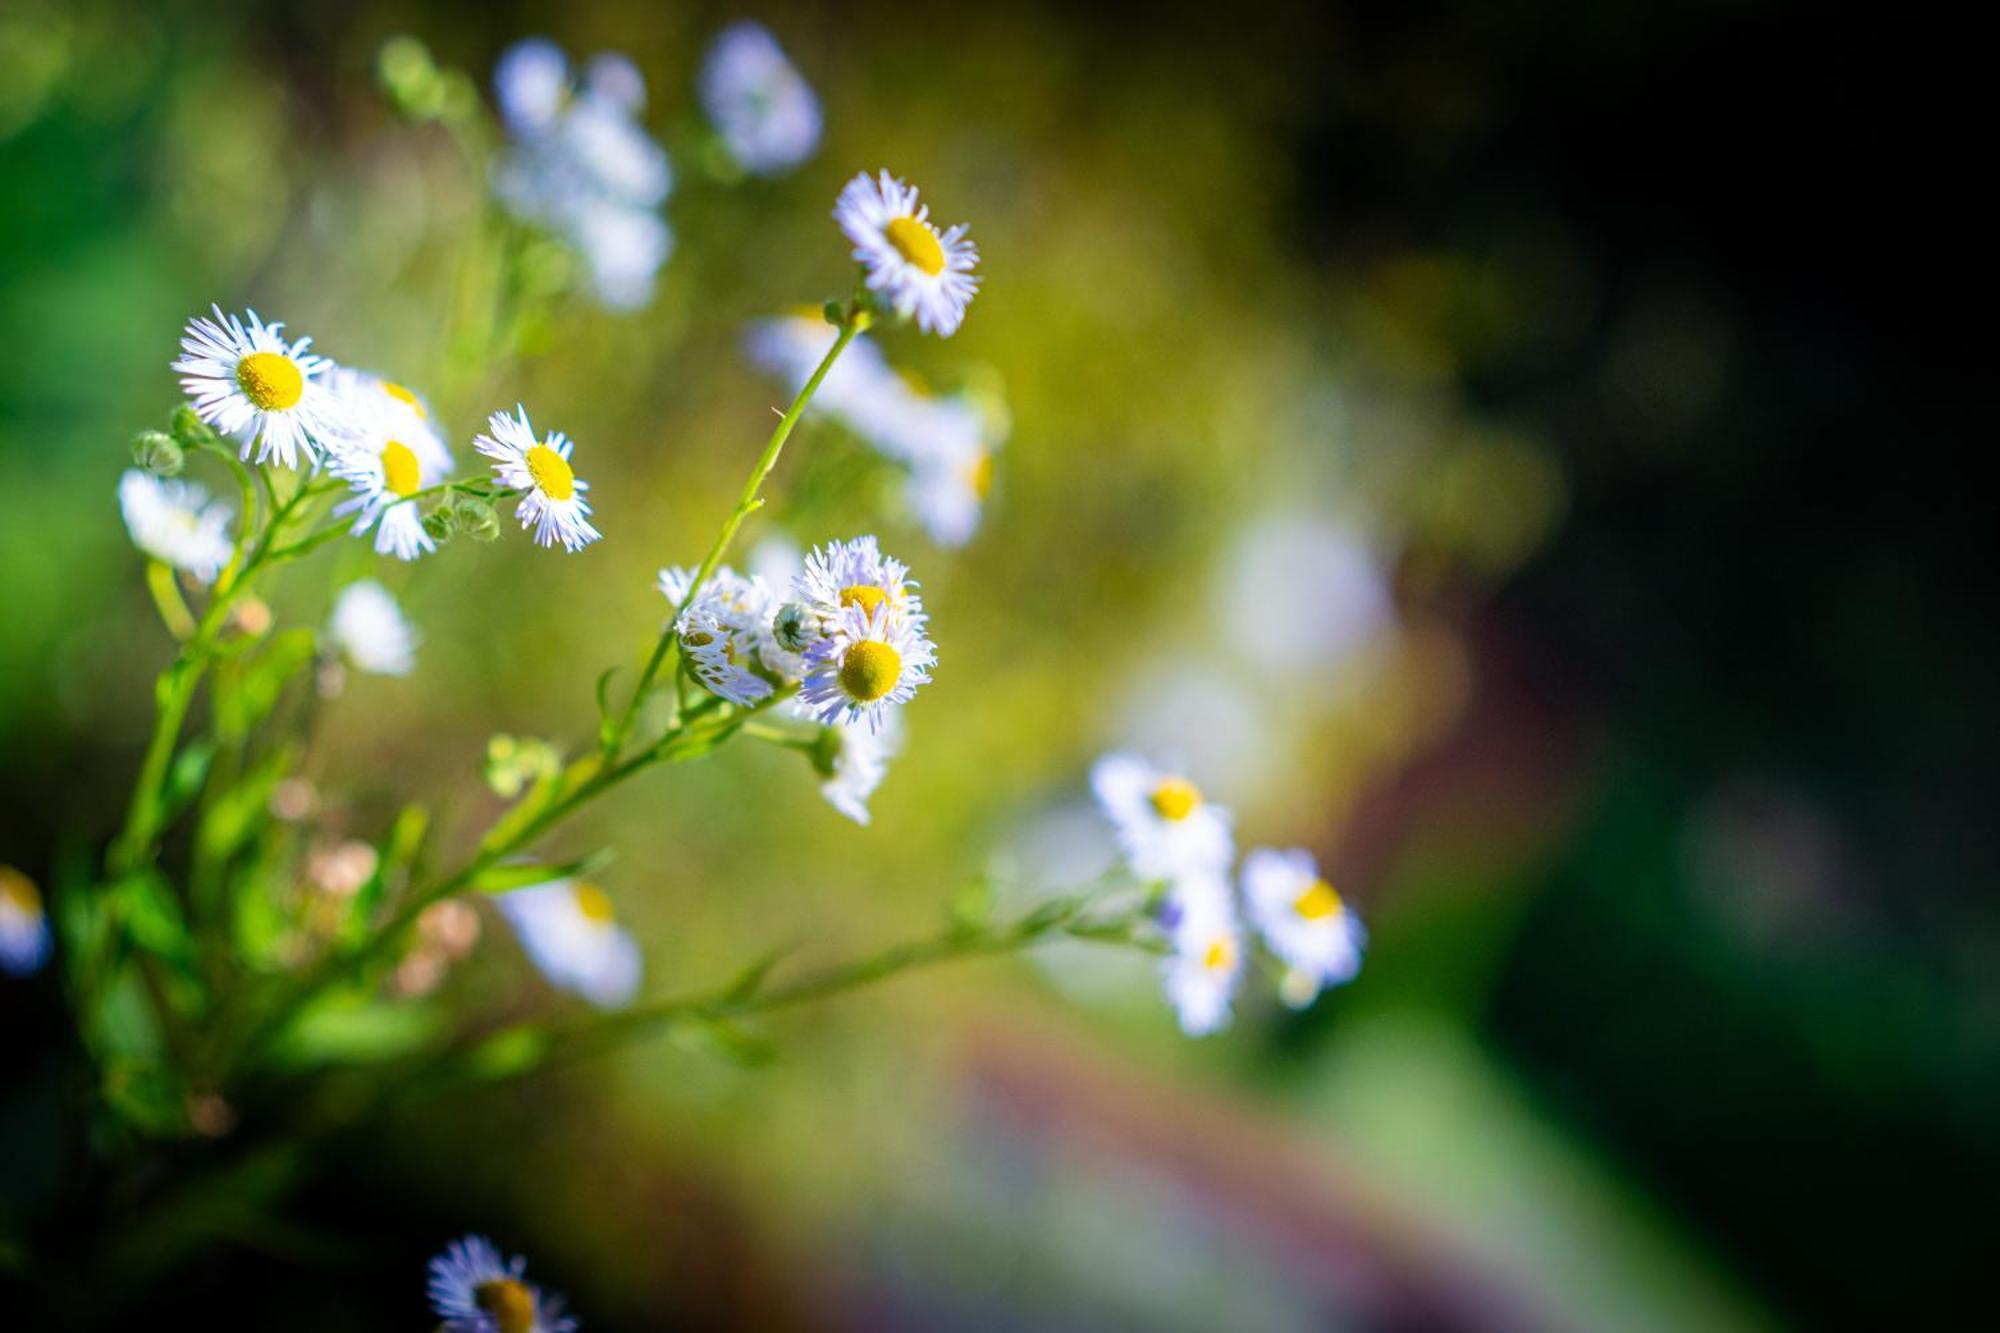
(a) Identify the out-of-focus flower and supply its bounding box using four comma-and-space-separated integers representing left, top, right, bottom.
1160, 871, 1242, 1036
1090, 752, 1234, 882
306, 840, 379, 898
1241, 847, 1365, 1004
173, 306, 340, 468
1218, 513, 1394, 679
905, 417, 997, 548
118, 470, 233, 583
817, 711, 902, 825
326, 368, 451, 471
700, 21, 821, 176
325, 374, 453, 562
475, 405, 600, 551
490, 879, 642, 1010
1, 866, 52, 978
427, 1234, 577, 1333
491, 39, 672, 311
328, 580, 417, 676
799, 601, 936, 731
835, 171, 979, 336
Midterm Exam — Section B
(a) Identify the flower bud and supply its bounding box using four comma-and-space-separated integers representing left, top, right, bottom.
453, 496, 500, 543
808, 726, 843, 780
132, 430, 184, 477
822, 299, 846, 327
421, 506, 457, 543
169, 404, 218, 448
772, 601, 817, 654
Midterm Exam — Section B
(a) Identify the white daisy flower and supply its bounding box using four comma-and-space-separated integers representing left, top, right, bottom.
172, 305, 340, 468
491, 879, 641, 1009
661, 563, 799, 697
798, 600, 936, 731
427, 1233, 576, 1333
1090, 752, 1234, 882
1, 866, 52, 978
324, 367, 452, 473
325, 379, 453, 562
1243, 847, 1366, 1001
700, 21, 821, 177
793, 535, 926, 630
474, 406, 600, 552
1160, 873, 1243, 1037
118, 470, 233, 584
819, 711, 902, 826
328, 580, 417, 677
568, 198, 674, 311
834, 171, 980, 336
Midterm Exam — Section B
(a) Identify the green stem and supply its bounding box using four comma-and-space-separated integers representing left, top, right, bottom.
604, 314, 861, 758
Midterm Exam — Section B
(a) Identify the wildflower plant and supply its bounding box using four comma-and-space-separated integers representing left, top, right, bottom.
17, 30, 1369, 1321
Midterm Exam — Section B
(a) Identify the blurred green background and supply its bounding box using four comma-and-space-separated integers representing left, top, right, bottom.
3, 0, 1994, 1328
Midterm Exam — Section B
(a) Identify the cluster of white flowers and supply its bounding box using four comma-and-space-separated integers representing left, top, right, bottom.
747, 313, 1004, 548
1091, 753, 1368, 1035
699, 21, 820, 177
492, 38, 673, 311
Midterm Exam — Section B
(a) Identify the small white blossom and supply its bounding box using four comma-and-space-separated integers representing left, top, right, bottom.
173, 306, 343, 468
324, 374, 453, 562
118, 470, 233, 583
798, 601, 935, 732
834, 171, 979, 336
1090, 752, 1234, 882
328, 580, 416, 677
1243, 847, 1366, 1001
1, 867, 51, 978
426, 1234, 576, 1333
700, 21, 821, 176
819, 712, 902, 826
1160, 872, 1243, 1036
491, 879, 641, 1009
474, 405, 600, 552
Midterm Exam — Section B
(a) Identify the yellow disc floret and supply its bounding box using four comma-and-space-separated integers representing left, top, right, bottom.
474, 1277, 538, 1333
1202, 936, 1236, 972
839, 584, 889, 615
839, 639, 902, 703
380, 440, 422, 498
1, 867, 42, 915
572, 882, 617, 925
884, 216, 946, 276
1149, 777, 1202, 822
381, 380, 428, 418
235, 351, 304, 411
525, 443, 575, 501
968, 451, 994, 498
1293, 879, 1343, 921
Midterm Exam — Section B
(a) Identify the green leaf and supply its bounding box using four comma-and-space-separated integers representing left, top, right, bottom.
197, 744, 298, 865
594, 667, 620, 750
675, 1014, 777, 1068
159, 741, 215, 823
270, 994, 444, 1069
455, 1025, 552, 1082
471, 849, 613, 895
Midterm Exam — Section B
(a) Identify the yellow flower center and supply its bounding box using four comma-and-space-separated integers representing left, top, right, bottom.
381, 380, 428, 418
525, 443, 575, 501
839, 584, 889, 616
1149, 777, 1201, 822
474, 1277, 537, 1333
839, 639, 902, 703
572, 882, 617, 924
380, 440, 422, 498
967, 452, 994, 499
1293, 879, 1343, 921
1202, 937, 1235, 972
235, 351, 303, 411
884, 215, 946, 276
1, 868, 41, 915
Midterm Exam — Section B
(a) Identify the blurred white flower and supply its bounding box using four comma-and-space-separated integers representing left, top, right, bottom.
1090, 751, 1234, 882
328, 580, 416, 677
819, 711, 902, 825
1160, 871, 1242, 1036
1218, 513, 1393, 678
1241, 846, 1365, 1003
325, 374, 453, 562
700, 21, 821, 176
0, 866, 52, 978
490, 879, 642, 1010
427, 1233, 577, 1333
118, 470, 233, 584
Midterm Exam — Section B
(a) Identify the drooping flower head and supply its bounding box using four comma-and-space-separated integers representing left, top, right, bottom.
794, 535, 926, 631
906, 413, 998, 549
700, 21, 821, 176
1243, 847, 1366, 1004
1090, 752, 1234, 882
118, 470, 233, 584
834, 171, 980, 336
490, 879, 641, 1010
817, 711, 903, 826
1, 866, 52, 978
426, 1234, 576, 1333
474, 406, 600, 552
661, 565, 785, 706
173, 306, 341, 468
1160, 872, 1243, 1037
329, 580, 417, 677
325, 372, 453, 561
798, 600, 936, 732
